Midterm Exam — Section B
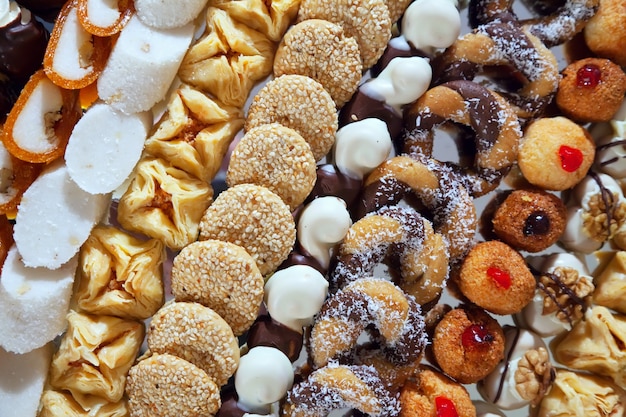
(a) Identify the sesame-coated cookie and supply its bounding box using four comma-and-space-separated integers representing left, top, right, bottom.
198, 184, 296, 276
274, 19, 363, 107
297, 0, 392, 69
246, 74, 338, 161
126, 353, 220, 417
170, 240, 264, 336
147, 302, 240, 386
226, 123, 317, 210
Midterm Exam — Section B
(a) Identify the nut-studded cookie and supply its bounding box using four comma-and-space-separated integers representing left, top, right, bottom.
246, 74, 338, 161
297, 0, 391, 69
171, 240, 264, 336
226, 123, 317, 210
198, 184, 296, 276
274, 19, 362, 107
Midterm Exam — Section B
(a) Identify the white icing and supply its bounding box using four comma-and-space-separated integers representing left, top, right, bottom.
0, 0, 18, 27
264, 265, 329, 332
596, 121, 626, 179
360, 57, 432, 113
234, 346, 294, 414
297, 197, 352, 269
573, 173, 624, 207
333, 118, 392, 180
401, 0, 461, 52
478, 327, 547, 410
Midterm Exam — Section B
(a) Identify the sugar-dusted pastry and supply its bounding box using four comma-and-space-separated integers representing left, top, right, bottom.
457, 240, 536, 315
478, 326, 555, 410
560, 172, 626, 253
49, 310, 144, 402
75, 225, 166, 320
179, 7, 275, 108
117, 157, 213, 251
534, 369, 626, 417
594, 251, 626, 313
170, 239, 264, 336
553, 306, 626, 388
39, 390, 129, 417
516, 253, 594, 337
398, 365, 476, 417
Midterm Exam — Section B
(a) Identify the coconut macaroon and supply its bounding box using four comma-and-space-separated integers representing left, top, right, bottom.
147, 301, 240, 387
170, 240, 264, 336
126, 353, 221, 417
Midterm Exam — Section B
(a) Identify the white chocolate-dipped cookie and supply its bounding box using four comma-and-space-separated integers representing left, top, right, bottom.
401, 0, 461, 53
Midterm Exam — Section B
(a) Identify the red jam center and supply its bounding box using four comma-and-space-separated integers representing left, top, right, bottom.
435, 396, 460, 417
576, 64, 602, 87
461, 324, 494, 349
558, 145, 584, 173
487, 266, 512, 289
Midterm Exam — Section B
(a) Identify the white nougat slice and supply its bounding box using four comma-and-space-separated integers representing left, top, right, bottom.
97, 15, 195, 114
134, 0, 209, 28
14, 161, 110, 269
0, 343, 53, 417
0, 247, 77, 353
65, 103, 151, 194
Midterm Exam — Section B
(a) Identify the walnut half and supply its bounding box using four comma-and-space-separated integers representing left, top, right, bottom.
514, 347, 555, 407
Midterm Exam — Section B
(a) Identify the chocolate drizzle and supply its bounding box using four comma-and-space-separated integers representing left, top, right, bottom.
598, 140, 626, 167
493, 325, 522, 404
589, 171, 615, 236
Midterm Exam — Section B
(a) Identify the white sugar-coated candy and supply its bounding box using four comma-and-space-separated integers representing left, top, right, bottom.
65, 103, 150, 194
0, 247, 76, 353
134, 0, 209, 29
235, 346, 294, 414
97, 15, 194, 114
14, 162, 110, 269
0, 343, 53, 417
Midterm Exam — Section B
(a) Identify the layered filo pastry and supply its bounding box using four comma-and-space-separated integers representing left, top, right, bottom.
49, 311, 144, 402
143, 84, 244, 183
117, 157, 213, 250
593, 251, 626, 314
38, 389, 129, 417
533, 369, 626, 417
75, 225, 166, 320
553, 305, 626, 389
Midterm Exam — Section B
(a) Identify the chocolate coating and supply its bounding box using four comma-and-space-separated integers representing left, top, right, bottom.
215, 387, 247, 417
0, 6, 48, 83
306, 164, 362, 207
278, 247, 326, 275
246, 313, 303, 362
0, 76, 19, 117
16, 0, 66, 22
339, 90, 404, 140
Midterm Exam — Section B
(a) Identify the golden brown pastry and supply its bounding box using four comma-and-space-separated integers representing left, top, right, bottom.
38, 390, 129, 417
594, 251, 626, 314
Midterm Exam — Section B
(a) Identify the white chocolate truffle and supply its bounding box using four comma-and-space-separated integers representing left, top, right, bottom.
264, 265, 329, 332
234, 346, 293, 414
297, 197, 352, 269
333, 118, 392, 180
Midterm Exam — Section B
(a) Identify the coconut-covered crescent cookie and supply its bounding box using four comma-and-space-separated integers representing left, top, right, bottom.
147, 301, 240, 387
75, 225, 166, 321
297, 0, 391, 69
116, 157, 213, 251
226, 123, 316, 210
211, 0, 300, 41
126, 353, 221, 417
198, 184, 296, 276
178, 7, 276, 107
144, 84, 244, 183
170, 240, 264, 336
245, 74, 338, 161
274, 19, 362, 107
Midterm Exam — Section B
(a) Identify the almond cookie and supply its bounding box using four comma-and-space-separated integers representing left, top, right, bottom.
226, 123, 317, 210
147, 302, 239, 387
170, 240, 264, 336
245, 74, 337, 161
126, 353, 221, 417
198, 184, 296, 276
297, 0, 391, 69
274, 19, 362, 107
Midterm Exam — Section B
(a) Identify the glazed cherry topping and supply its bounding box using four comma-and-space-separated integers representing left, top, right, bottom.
524, 211, 550, 236
576, 64, 602, 88
487, 266, 512, 289
435, 396, 460, 417
461, 324, 494, 349
558, 145, 584, 173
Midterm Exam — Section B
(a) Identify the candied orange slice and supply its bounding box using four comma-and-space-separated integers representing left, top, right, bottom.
1, 70, 81, 164
77, 0, 134, 37
43, 0, 112, 90
0, 146, 43, 215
